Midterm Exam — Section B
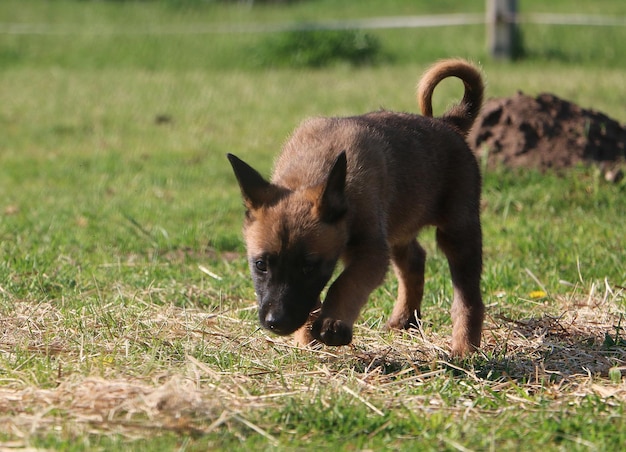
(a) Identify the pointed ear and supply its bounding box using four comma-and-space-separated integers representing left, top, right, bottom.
227, 153, 283, 209
318, 151, 348, 223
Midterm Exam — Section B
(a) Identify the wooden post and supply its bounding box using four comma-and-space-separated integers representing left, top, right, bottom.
487, 0, 518, 59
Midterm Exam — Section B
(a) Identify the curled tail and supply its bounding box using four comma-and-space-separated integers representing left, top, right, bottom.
417, 58, 484, 137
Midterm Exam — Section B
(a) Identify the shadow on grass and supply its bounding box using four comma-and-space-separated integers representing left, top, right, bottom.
332, 293, 625, 386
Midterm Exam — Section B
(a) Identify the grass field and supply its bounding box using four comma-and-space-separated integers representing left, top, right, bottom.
1, 0, 625, 450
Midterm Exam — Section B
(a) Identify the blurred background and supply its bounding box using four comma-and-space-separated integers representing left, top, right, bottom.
0, 0, 624, 287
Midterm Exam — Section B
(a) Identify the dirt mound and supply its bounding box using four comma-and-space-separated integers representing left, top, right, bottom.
468, 92, 626, 174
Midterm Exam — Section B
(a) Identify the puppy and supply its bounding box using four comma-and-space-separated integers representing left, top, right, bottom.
227, 59, 485, 357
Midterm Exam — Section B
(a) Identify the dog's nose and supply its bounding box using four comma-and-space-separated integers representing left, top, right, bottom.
263, 310, 291, 335
264, 311, 281, 331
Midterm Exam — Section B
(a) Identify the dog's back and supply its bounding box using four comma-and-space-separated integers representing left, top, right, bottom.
273, 92, 482, 245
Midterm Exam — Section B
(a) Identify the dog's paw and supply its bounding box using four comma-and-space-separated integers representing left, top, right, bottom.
451, 329, 481, 358
385, 311, 421, 331
311, 317, 353, 346
293, 325, 319, 348
450, 341, 477, 358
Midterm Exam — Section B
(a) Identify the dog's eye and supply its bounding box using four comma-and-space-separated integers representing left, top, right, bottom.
302, 259, 319, 275
254, 259, 268, 273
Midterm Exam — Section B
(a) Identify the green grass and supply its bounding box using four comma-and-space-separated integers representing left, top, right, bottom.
2, 0, 626, 71
1, 0, 625, 450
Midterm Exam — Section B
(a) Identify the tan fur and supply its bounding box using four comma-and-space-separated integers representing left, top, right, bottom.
417, 57, 484, 135
228, 59, 485, 357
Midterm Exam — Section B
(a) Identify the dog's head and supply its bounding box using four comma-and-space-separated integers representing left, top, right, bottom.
227, 152, 348, 335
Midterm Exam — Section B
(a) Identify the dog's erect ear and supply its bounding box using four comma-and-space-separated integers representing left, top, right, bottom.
227, 153, 283, 209
318, 151, 348, 223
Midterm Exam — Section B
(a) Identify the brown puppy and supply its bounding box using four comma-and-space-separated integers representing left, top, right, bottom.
227, 59, 485, 357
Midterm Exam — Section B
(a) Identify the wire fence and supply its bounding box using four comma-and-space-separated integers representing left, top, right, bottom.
0, 13, 625, 35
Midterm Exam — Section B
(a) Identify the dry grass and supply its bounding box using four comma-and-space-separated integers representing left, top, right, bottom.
1, 279, 624, 446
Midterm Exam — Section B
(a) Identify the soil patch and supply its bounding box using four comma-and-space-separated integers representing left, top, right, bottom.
468, 91, 626, 175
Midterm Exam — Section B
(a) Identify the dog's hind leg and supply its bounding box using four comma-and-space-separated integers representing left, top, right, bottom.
436, 223, 484, 357
387, 240, 426, 330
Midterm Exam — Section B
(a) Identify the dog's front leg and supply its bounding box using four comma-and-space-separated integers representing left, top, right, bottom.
293, 298, 321, 347
311, 241, 389, 346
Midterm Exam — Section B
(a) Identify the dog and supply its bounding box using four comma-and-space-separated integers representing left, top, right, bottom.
227, 58, 485, 357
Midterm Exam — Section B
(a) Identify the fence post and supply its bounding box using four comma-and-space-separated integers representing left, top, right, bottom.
487, 0, 518, 59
